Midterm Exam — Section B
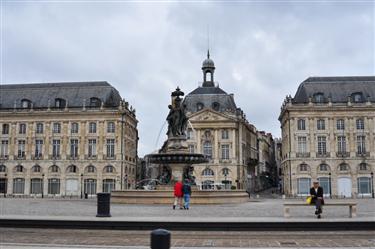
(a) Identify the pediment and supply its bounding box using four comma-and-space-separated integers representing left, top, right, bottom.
188, 109, 236, 122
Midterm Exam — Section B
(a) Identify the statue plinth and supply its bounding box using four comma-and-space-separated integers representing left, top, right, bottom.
166, 135, 188, 154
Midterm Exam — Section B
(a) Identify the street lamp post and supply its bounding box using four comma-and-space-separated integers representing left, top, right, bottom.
80, 173, 83, 199
42, 173, 45, 198
328, 172, 332, 199
371, 172, 374, 199
4, 173, 7, 198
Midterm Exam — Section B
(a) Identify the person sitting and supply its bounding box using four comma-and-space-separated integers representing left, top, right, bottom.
310, 181, 324, 219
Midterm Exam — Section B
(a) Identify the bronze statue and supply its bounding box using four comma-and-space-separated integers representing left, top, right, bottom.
166, 87, 188, 137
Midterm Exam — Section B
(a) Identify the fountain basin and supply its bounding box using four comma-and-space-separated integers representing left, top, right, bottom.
147, 153, 208, 164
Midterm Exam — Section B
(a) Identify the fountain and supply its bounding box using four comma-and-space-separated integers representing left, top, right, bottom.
111, 87, 249, 204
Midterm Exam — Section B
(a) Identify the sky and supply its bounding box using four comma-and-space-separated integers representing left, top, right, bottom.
1, 1, 374, 156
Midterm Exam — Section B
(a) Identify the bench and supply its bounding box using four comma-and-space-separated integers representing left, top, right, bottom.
283, 200, 357, 218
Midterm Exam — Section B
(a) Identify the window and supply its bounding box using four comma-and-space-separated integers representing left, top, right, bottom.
0, 165, 6, 172
84, 179, 97, 195
297, 136, 307, 153
1, 140, 9, 158
314, 93, 324, 103
50, 165, 60, 173
71, 123, 79, 134
317, 119, 325, 130
188, 144, 194, 153
52, 123, 61, 133
30, 178, 43, 194
299, 164, 308, 172
297, 119, 305, 130
356, 118, 364, 130
221, 144, 230, 160
202, 180, 214, 190
21, 99, 31, 108
187, 129, 193, 139
36, 123, 44, 134
318, 177, 330, 195
104, 165, 114, 173
13, 178, 25, 194
212, 102, 220, 111
357, 135, 366, 154
222, 168, 229, 176
67, 165, 77, 173
319, 164, 329, 171
89, 97, 101, 107
359, 163, 368, 171
19, 123, 26, 134
202, 168, 214, 176
297, 178, 311, 195
70, 139, 79, 158
337, 136, 346, 153
88, 139, 97, 157
196, 102, 204, 111
317, 136, 326, 155
107, 122, 115, 133
336, 119, 345, 130
48, 178, 60, 194
55, 98, 66, 108
203, 141, 213, 159
339, 163, 349, 171
357, 177, 371, 194
103, 179, 115, 193
2, 124, 9, 134
106, 139, 115, 158
15, 165, 24, 173
352, 92, 363, 103
89, 122, 97, 133
17, 140, 26, 158
35, 139, 43, 158
222, 129, 229, 139
86, 165, 96, 173
32, 165, 41, 173
52, 139, 61, 158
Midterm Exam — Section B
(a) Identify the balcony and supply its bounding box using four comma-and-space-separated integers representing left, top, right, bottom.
336, 152, 350, 158
316, 152, 330, 158
69, 155, 79, 160
85, 155, 97, 160
0, 155, 9, 160
16, 154, 26, 160
49, 155, 61, 160
32, 154, 43, 160
104, 155, 116, 160
356, 152, 370, 157
296, 152, 310, 158
219, 159, 232, 163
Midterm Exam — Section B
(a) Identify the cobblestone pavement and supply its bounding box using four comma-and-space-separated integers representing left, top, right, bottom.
0, 228, 374, 248
0, 198, 374, 219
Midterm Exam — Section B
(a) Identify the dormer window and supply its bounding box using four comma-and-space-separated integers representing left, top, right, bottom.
313, 93, 325, 103
197, 102, 204, 111
89, 97, 101, 107
21, 99, 32, 108
212, 102, 220, 111
352, 92, 363, 103
55, 98, 66, 108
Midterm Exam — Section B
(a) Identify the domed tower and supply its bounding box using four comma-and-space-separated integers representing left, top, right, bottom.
202, 50, 215, 87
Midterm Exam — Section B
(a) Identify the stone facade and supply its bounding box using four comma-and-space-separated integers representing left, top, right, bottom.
279, 76, 375, 197
0, 82, 138, 197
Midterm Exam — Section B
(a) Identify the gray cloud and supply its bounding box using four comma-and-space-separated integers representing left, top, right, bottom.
3, 2, 374, 156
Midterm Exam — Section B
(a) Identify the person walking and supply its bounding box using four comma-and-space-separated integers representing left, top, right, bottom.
310, 181, 324, 219
173, 180, 183, 210
182, 181, 192, 210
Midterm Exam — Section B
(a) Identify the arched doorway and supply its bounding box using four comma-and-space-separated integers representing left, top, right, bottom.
337, 177, 352, 197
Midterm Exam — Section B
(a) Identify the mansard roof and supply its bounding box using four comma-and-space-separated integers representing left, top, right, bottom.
293, 76, 375, 104
0, 81, 122, 109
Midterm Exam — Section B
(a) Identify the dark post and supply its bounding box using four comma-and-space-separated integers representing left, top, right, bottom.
328, 172, 332, 199
4, 174, 7, 198
371, 172, 374, 198
42, 173, 45, 198
80, 174, 83, 199
96, 192, 111, 217
151, 229, 170, 249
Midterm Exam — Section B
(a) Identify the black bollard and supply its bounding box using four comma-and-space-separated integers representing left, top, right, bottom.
96, 192, 111, 217
151, 229, 170, 249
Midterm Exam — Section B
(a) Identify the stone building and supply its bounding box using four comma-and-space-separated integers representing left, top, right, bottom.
0, 82, 138, 197
279, 76, 375, 197
181, 52, 275, 191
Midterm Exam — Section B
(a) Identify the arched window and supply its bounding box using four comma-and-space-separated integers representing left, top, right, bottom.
299, 163, 308, 172
32, 165, 41, 173
317, 177, 330, 195
203, 141, 212, 159
356, 118, 364, 130
50, 165, 60, 173
86, 165, 96, 173
21, 99, 32, 108
52, 123, 61, 133
319, 164, 329, 172
89, 97, 101, 107
55, 98, 66, 108
313, 93, 325, 103
104, 165, 115, 173
89, 122, 97, 133
67, 165, 77, 173
297, 178, 311, 195
15, 165, 24, 173
0, 165, 6, 172
357, 177, 371, 194
339, 163, 349, 171
71, 122, 79, 134
359, 163, 368, 171
212, 102, 220, 111
196, 102, 204, 111
202, 168, 214, 176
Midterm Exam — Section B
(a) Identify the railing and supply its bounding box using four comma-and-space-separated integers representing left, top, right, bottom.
336, 152, 350, 157
296, 152, 310, 158
316, 152, 330, 158
356, 152, 370, 157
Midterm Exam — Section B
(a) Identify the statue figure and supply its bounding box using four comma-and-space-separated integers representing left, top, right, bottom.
166, 87, 188, 137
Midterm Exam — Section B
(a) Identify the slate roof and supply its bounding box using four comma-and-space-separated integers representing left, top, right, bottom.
293, 76, 375, 103
184, 85, 237, 113
0, 81, 122, 109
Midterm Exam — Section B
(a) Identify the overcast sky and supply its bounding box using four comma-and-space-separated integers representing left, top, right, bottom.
2, 1, 374, 156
